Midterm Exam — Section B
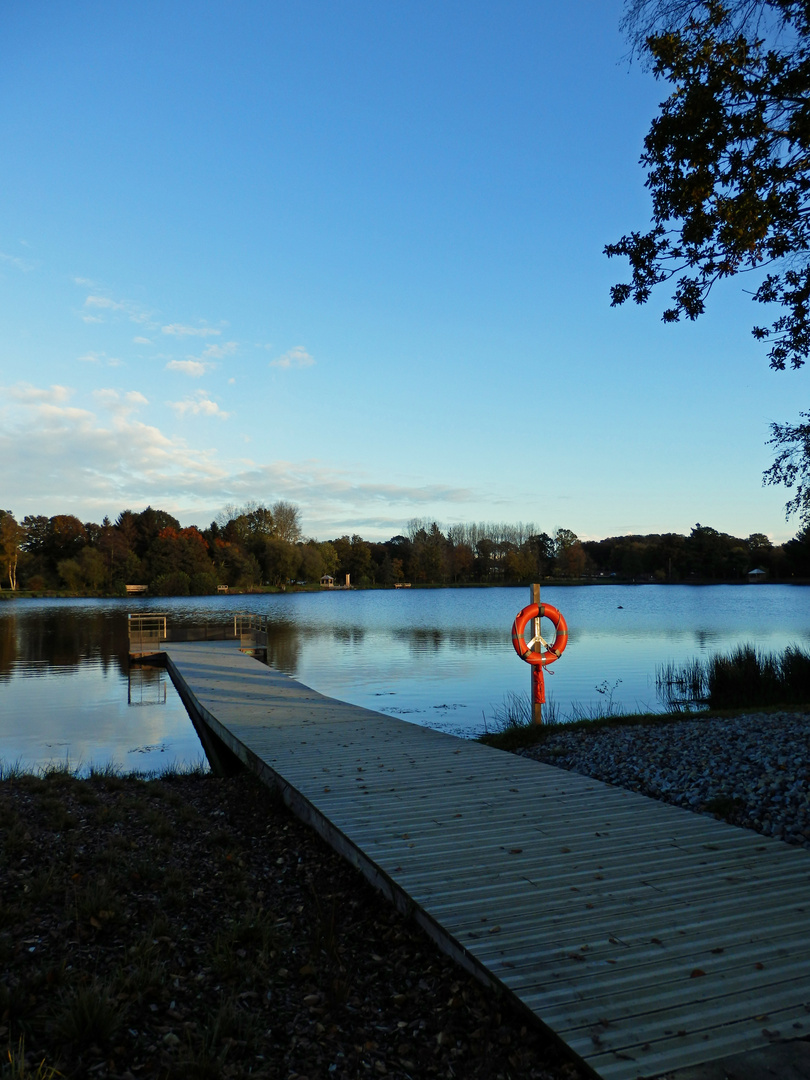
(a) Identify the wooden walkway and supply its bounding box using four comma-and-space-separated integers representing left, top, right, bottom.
162, 641, 810, 1080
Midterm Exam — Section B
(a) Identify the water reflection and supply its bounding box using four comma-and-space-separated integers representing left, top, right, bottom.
330, 627, 367, 647
408, 628, 444, 653
0, 586, 809, 767
264, 617, 302, 673
0, 614, 17, 681
1, 607, 129, 676
128, 664, 168, 707
0, 601, 206, 772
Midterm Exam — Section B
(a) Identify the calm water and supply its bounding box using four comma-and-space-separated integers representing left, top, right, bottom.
1, 585, 808, 771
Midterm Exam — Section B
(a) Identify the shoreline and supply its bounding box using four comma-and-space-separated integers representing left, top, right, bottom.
2, 577, 810, 601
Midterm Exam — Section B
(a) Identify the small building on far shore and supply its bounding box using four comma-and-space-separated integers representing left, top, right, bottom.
747, 567, 767, 582
320, 575, 334, 588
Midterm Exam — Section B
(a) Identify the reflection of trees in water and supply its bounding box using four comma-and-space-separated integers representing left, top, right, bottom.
406, 627, 503, 654
409, 628, 444, 653
10, 610, 131, 676
693, 630, 722, 651
330, 627, 366, 647
0, 614, 18, 680
265, 620, 302, 675
265, 624, 371, 675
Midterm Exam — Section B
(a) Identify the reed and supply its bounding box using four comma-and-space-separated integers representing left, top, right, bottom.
657, 644, 810, 709
708, 644, 810, 707
655, 658, 708, 708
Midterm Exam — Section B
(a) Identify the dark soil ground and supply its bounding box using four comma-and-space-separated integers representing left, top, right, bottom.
0, 769, 584, 1080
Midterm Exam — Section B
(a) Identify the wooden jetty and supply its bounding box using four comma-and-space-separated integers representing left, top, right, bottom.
161, 640, 810, 1080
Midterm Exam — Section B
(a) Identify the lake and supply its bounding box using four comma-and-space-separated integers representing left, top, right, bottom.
1, 584, 808, 772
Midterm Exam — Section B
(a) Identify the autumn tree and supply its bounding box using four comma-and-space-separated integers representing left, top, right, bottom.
216, 501, 275, 544
21, 515, 88, 582
271, 500, 302, 543
609, 0, 810, 519
146, 526, 217, 593
0, 511, 24, 590
58, 547, 106, 591
259, 536, 301, 586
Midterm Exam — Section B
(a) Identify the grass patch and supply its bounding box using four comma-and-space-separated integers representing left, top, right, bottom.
478, 705, 680, 752
51, 978, 124, 1052
479, 679, 664, 751
2, 1038, 63, 1079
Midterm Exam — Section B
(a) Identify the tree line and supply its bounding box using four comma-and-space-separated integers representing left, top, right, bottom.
0, 505, 809, 593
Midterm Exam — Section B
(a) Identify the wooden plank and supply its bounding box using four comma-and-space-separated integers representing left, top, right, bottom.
163, 641, 810, 1080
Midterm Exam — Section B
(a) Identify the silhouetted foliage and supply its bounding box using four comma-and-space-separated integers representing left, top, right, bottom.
611, 0, 810, 519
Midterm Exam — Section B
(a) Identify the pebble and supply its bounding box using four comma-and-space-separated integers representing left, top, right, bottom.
518, 712, 810, 849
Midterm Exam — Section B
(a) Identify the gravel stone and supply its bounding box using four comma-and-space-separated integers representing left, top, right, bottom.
518, 712, 810, 846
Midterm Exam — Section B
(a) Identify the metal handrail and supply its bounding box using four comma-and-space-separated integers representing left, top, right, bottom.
234, 611, 268, 649
128, 613, 168, 655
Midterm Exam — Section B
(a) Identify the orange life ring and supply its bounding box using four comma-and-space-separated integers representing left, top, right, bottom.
511, 603, 568, 667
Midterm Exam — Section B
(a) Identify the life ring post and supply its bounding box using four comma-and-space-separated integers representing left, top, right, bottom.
531, 583, 542, 724
510, 586, 568, 726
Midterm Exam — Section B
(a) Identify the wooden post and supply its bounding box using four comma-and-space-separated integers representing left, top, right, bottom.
531, 583, 542, 725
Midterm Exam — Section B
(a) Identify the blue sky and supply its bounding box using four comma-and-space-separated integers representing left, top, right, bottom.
1, 1, 804, 543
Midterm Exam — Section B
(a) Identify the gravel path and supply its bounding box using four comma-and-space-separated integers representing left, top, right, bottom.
517, 711, 810, 848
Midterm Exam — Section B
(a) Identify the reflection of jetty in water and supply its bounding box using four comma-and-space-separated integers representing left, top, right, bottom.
128, 663, 167, 706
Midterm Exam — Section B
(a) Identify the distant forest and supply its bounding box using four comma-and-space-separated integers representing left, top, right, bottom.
1, 503, 809, 594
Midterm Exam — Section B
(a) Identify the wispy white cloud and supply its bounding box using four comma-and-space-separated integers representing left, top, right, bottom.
0, 250, 37, 272
78, 351, 124, 367
8, 383, 73, 405
133, 336, 153, 345
78, 288, 153, 326
168, 390, 230, 419
0, 384, 479, 538
270, 345, 315, 369
92, 389, 148, 415
201, 341, 237, 360
162, 323, 221, 338
164, 341, 236, 377
165, 358, 211, 377
85, 295, 125, 311
0, 382, 228, 517
237, 460, 473, 509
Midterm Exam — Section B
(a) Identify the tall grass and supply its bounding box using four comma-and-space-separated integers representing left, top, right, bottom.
485, 680, 624, 736
0, 757, 209, 783
658, 644, 810, 710
656, 658, 708, 709
486, 691, 561, 732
